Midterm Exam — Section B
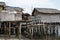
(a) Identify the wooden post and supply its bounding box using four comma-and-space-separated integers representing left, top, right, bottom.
31, 21, 34, 39
57, 24, 58, 40
9, 22, 11, 38
19, 22, 21, 40
31, 27, 33, 40
4, 22, 8, 40
45, 24, 48, 40
42, 22, 45, 40
4, 23, 6, 34
0, 22, 1, 28
48, 24, 51, 40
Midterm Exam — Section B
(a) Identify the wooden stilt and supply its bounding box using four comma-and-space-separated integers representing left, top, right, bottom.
19, 22, 21, 40
49, 24, 51, 40
31, 27, 33, 40
57, 24, 58, 40
0, 22, 1, 28
4, 23, 6, 34
45, 24, 48, 40
9, 22, 11, 38
4, 22, 7, 40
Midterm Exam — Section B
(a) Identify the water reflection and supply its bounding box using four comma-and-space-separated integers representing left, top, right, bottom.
21, 24, 60, 40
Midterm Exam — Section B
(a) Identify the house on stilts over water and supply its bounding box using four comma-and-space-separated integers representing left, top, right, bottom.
0, 2, 24, 38
31, 8, 60, 39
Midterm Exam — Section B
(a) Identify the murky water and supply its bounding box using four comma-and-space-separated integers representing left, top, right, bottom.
20, 24, 60, 40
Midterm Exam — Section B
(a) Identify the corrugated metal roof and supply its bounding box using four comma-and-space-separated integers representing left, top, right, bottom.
35, 8, 60, 13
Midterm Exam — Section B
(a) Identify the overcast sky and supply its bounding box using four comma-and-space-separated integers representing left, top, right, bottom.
0, 0, 60, 14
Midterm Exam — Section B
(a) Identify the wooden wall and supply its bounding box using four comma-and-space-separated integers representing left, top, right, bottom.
0, 12, 22, 21
36, 14, 60, 23
33, 10, 60, 23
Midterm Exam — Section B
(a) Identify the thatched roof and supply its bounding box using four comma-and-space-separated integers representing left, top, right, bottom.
32, 8, 60, 15
35, 8, 60, 13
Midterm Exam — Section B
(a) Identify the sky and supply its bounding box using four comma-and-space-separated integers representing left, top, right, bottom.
0, 0, 60, 14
